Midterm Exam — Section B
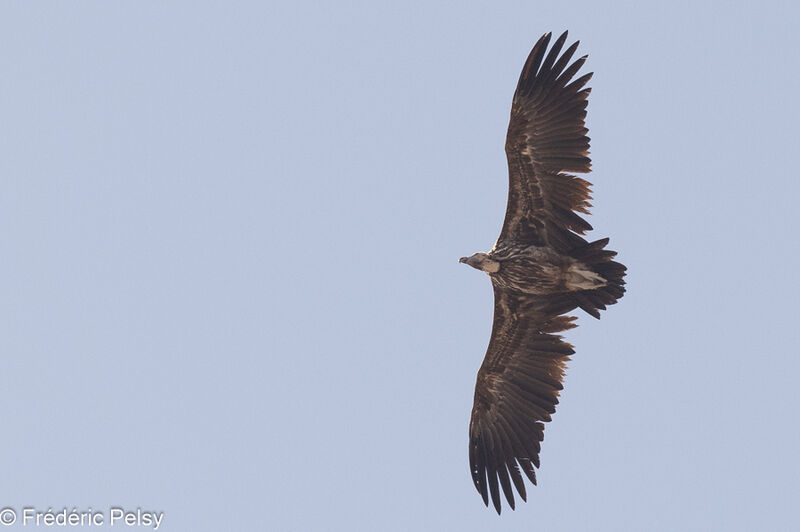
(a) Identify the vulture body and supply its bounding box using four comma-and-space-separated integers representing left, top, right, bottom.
459, 31, 626, 514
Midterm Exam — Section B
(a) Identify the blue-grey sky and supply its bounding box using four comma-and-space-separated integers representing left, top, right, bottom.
2, 1, 799, 531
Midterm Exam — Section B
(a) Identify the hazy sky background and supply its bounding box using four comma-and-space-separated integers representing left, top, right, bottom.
2, 1, 799, 531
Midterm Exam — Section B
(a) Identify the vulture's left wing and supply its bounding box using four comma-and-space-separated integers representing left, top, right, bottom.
498, 31, 595, 253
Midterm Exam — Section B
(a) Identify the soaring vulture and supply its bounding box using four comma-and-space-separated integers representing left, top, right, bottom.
459, 31, 626, 514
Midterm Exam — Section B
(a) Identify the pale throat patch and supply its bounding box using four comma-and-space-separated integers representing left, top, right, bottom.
482, 259, 501, 274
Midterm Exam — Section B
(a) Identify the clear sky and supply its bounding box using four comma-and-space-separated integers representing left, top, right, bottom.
1, 1, 799, 531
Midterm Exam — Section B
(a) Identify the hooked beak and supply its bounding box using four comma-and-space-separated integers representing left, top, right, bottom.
459, 257, 468, 264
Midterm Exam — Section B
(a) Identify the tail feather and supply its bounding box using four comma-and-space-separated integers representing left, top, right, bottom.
571, 238, 626, 319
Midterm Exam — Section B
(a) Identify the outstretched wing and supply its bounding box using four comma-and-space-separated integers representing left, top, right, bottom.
469, 288, 578, 514
498, 31, 594, 252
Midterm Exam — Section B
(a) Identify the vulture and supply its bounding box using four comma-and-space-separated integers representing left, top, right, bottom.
459, 31, 626, 514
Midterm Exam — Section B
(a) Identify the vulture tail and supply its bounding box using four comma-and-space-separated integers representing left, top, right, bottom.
569, 238, 626, 319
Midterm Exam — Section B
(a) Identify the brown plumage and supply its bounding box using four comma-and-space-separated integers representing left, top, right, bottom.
459, 31, 626, 514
